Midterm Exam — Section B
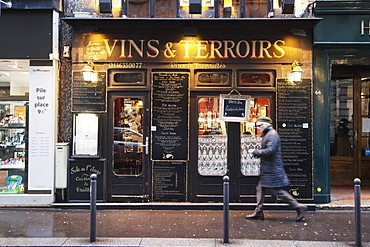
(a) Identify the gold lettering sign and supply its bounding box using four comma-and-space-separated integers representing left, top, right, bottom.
85, 38, 286, 60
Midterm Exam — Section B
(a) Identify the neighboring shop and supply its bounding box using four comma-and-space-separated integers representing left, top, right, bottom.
313, 1, 370, 203
61, 0, 320, 203
0, 1, 59, 204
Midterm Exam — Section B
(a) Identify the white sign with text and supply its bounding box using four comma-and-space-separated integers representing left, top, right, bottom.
28, 66, 55, 191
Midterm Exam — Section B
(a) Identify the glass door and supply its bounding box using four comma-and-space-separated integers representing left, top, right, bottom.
107, 92, 150, 202
190, 93, 273, 202
330, 65, 370, 186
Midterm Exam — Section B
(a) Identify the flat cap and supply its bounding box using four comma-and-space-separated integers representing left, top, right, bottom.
257, 116, 272, 124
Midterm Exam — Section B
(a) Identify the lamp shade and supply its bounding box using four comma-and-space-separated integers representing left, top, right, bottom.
82, 64, 94, 81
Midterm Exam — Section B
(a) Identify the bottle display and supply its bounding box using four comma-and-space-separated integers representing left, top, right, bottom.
0, 101, 27, 194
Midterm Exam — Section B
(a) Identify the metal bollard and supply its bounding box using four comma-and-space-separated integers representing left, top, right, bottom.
223, 176, 230, 244
354, 178, 362, 247
90, 173, 97, 243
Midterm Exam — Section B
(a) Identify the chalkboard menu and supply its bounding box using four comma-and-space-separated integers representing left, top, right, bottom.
72, 71, 106, 112
151, 72, 189, 161
67, 159, 105, 202
220, 94, 250, 122
277, 79, 312, 199
153, 161, 186, 202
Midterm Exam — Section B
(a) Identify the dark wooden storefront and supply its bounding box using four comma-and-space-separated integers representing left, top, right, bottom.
62, 18, 319, 203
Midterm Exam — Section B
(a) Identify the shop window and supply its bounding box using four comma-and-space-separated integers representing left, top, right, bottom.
240, 97, 270, 176
197, 96, 270, 176
195, 70, 231, 87
113, 98, 144, 176
198, 97, 227, 176
155, 0, 177, 18
238, 70, 275, 87
0, 59, 29, 194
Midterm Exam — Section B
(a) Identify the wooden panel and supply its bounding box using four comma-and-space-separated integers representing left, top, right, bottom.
112, 183, 143, 195
330, 157, 354, 186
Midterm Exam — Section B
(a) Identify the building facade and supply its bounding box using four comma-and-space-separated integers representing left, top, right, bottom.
313, 0, 370, 203
59, 0, 319, 204
0, 0, 60, 204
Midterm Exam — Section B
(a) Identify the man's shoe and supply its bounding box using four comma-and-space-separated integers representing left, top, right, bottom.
246, 210, 264, 220
295, 205, 307, 222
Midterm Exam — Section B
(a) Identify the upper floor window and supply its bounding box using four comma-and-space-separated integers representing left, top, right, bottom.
66, 0, 305, 18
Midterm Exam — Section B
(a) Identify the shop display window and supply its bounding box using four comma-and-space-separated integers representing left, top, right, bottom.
0, 101, 27, 194
113, 98, 144, 176
240, 97, 270, 176
197, 96, 269, 177
0, 60, 29, 194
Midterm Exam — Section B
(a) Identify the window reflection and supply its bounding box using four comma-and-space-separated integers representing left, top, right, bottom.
113, 98, 144, 175
330, 79, 353, 157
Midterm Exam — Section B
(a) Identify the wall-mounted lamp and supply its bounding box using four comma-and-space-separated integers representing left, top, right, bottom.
82, 61, 95, 81
290, 28, 307, 37
291, 60, 303, 82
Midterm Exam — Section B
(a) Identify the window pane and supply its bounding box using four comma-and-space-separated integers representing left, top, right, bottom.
246, 0, 267, 18
155, 0, 177, 18
240, 73, 271, 85
198, 97, 227, 176
113, 98, 144, 175
330, 78, 353, 157
129, 0, 149, 18
240, 97, 270, 176
198, 73, 229, 84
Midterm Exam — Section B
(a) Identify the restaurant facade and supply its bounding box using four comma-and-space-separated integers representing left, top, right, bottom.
57, 0, 320, 204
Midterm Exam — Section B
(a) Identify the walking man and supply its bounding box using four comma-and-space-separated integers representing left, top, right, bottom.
246, 117, 307, 222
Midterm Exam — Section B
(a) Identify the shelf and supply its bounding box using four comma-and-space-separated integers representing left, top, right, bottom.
0, 164, 24, 169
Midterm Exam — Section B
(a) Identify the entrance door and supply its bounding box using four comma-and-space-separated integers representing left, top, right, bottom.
330, 65, 370, 186
106, 92, 150, 202
189, 93, 274, 202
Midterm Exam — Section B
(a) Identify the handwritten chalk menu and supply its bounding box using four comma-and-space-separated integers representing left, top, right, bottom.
220, 94, 250, 122
67, 159, 104, 202
277, 79, 312, 199
72, 71, 106, 112
152, 72, 189, 161
153, 161, 186, 202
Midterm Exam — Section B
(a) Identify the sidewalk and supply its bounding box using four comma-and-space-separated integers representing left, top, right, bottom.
1, 237, 368, 246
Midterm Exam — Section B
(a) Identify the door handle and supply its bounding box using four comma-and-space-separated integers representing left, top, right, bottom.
141, 137, 149, 155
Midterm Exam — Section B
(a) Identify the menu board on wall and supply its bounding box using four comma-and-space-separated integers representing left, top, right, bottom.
277, 79, 312, 199
151, 72, 189, 161
153, 161, 186, 202
72, 71, 106, 112
67, 159, 104, 202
